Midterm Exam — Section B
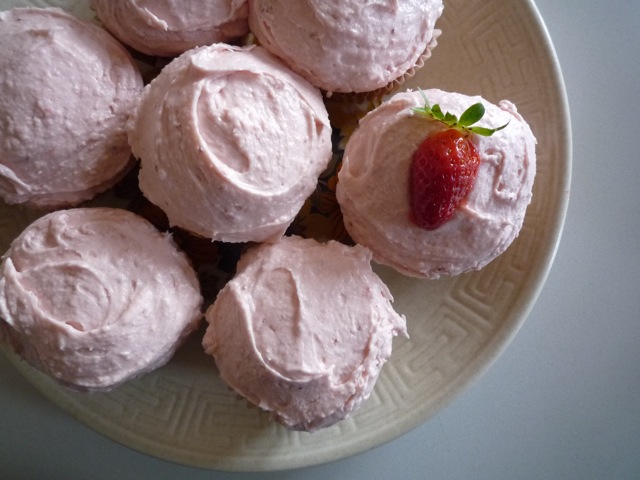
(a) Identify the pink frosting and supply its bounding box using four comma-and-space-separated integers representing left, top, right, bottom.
0, 8, 143, 209
248, 0, 443, 93
337, 89, 537, 279
129, 44, 332, 243
202, 236, 407, 431
0, 208, 203, 392
91, 0, 249, 57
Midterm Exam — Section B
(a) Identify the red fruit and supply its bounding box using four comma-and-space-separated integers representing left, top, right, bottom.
409, 129, 480, 230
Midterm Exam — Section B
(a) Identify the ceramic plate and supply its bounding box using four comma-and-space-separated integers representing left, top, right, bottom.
0, 0, 571, 472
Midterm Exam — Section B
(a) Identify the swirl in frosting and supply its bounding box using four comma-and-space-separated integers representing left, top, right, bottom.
0, 8, 143, 208
248, 0, 444, 93
129, 44, 332, 243
0, 208, 203, 392
91, 0, 249, 57
203, 235, 407, 431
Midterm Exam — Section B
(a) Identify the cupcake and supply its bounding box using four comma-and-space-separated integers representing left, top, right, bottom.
0, 8, 143, 209
336, 89, 537, 279
248, 0, 444, 94
90, 0, 250, 57
202, 235, 407, 432
0, 208, 203, 392
128, 43, 332, 243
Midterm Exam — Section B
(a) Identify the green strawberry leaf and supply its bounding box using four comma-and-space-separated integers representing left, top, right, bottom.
431, 104, 445, 121
444, 112, 458, 124
458, 103, 485, 127
412, 91, 510, 136
469, 122, 510, 136
467, 126, 497, 136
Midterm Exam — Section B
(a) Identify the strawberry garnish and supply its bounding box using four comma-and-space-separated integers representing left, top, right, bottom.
409, 93, 509, 230
410, 129, 480, 229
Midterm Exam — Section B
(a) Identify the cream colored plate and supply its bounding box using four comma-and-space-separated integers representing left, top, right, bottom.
0, 0, 571, 472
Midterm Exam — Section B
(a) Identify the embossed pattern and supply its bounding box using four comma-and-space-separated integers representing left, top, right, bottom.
0, 0, 571, 471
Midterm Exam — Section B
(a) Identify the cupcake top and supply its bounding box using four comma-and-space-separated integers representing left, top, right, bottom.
337, 89, 537, 278
0, 8, 143, 209
91, 0, 250, 57
0, 208, 203, 392
202, 235, 407, 431
129, 43, 332, 243
248, 0, 443, 93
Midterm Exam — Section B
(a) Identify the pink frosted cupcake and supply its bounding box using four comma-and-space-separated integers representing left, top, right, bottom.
0, 8, 143, 209
337, 89, 537, 279
91, 0, 250, 57
0, 208, 203, 392
203, 235, 407, 431
128, 43, 332, 243
248, 0, 443, 94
